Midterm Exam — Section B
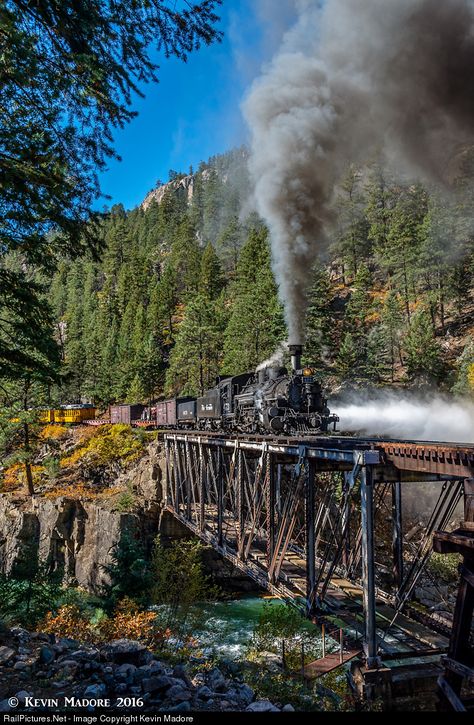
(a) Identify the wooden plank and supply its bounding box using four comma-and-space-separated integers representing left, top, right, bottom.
437, 675, 466, 712
303, 649, 362, 679
442, 657, 474, 683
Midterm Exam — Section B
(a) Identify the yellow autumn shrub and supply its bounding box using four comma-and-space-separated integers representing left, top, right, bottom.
61, 425, 144, 469
39, 424, 68, 441
42, 599, 167, 648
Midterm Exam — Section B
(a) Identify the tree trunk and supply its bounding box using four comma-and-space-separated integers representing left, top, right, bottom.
23, 378, 35, 496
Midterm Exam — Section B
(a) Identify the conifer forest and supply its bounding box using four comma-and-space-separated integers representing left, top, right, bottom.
44, 148, 474, 408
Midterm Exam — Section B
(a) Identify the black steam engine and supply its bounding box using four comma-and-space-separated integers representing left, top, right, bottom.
232, 345, 338, 434
155, 345, 338, 435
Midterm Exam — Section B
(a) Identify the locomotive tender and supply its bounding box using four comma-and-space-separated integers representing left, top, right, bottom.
154, 345, 338, 435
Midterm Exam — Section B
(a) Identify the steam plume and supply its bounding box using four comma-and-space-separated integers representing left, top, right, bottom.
334, 392, 474, 444
243, 0, 474, 343
256, 341, 288, 371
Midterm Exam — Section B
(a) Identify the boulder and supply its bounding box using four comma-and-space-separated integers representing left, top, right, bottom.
206, 668, 227, 693
141, 675, 176, 694
0, 646, 15, 664
100, 639, 150, 666
39, 646, 55, 664
231, 684, 254, 706
168, 701, 192, 712
13, 661, 28, 671
166, 685, 192, 703
196, 686, 214, 700
246, 700, 280, 712
173, 664, 192, 687
84, 684, 107, 698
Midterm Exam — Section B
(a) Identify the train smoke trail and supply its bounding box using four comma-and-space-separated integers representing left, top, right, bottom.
255, 341, 288, 371
243, 0, 474, 344
334, 393, 474, 444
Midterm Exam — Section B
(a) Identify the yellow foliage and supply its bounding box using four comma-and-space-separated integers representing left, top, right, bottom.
1, 464, 22, 492
61, 424, 144, 469
39, 424, 68, 441
42, 599, 168, 648
468, 363, 474, 391
42, 605, 92, 642
43, 483, 123, 501
1, 464, 44, 492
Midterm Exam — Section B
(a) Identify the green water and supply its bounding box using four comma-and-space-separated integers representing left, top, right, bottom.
191, 595, 279, 659
189, 595, 325, 660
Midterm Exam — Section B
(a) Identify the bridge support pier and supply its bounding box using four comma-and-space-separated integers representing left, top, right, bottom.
361, 466, 381, 669
305, 460, 317, 616
392, 478, 404, 597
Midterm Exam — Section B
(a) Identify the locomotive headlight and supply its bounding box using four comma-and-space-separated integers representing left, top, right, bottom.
303, 368, 314, 377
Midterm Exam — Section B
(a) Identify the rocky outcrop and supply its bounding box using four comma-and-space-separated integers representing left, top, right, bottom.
0, 628, 287, 713
0, 438, 258, 594
0, 495, 161, 593
141, 174, 195, 210
0, 441, 165, 592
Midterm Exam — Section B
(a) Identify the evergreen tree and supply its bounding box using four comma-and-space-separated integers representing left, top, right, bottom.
222, 228, 286, 374
336, 332, 359, 381
199, 242, 225, 299
452, 342, 474, 397
404, 308, 443, 383
217, 217, 244, 274
1, 1, 221, 380
334, 165, 371, 279
304, 264, 334, 371
380, 290, 405, 381
165, 294, 224, 396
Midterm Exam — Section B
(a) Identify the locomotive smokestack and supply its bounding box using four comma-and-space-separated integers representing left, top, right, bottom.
289, 344, 302, 371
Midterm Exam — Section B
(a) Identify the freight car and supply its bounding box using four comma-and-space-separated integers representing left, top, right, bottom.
110, 404, 145, 425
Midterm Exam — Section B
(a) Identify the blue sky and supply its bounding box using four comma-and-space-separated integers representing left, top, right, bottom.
98, 0, 295, 211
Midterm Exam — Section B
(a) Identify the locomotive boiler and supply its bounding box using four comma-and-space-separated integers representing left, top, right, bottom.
232, 344, 338, 434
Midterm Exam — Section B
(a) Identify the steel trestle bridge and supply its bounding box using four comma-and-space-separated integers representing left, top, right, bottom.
163, 432, 474, 709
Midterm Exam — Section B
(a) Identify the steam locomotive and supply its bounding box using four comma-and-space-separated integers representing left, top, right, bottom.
153, 345, 338, 435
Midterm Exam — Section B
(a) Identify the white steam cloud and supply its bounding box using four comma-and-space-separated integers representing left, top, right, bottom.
334, 393, 474, 444
243, 0, 474, 343
256, 341, 288, 371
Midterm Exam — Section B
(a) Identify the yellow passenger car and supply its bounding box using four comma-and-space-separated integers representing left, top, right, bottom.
38, 405, 96, 424
38, 409, 55, 423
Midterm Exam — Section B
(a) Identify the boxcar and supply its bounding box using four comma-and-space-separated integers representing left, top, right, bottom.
177, 398, 197, 425
110, 404, 145, 425
156, 399, 177, 427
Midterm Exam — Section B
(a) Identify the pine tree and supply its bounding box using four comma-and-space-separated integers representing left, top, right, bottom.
404, 308, 443, 383
304, 264, 334, 371
217, 217, 245, 274
336, 332, 359, 381
452, 342, 474, 397
222, 227, 286, 374
170, 217, 202, 301
165, 294, 224, 396
199, 242, 225, 300
334, 165, 371, 279
380, 290, 405, 381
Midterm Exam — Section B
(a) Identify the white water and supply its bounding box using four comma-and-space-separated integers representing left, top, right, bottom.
334, 393, 474, 444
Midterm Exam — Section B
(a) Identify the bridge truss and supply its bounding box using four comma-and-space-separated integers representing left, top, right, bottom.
163, 432, 474, 704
